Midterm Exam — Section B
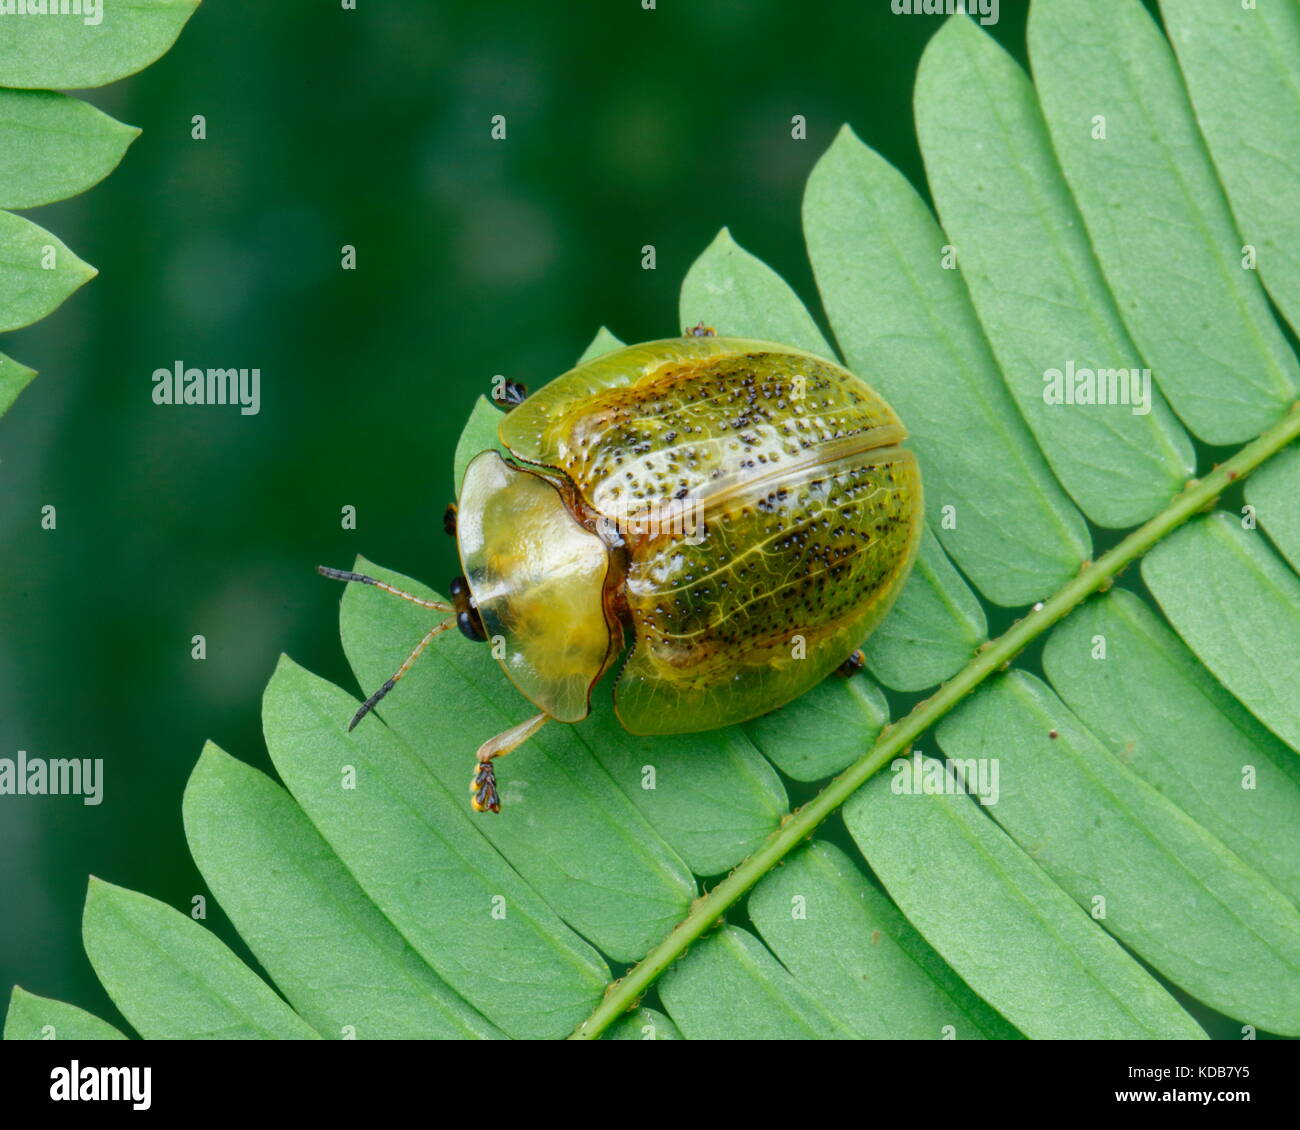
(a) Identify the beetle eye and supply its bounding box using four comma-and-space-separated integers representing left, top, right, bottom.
450, 575, 487, 642
456, 609, 487, 643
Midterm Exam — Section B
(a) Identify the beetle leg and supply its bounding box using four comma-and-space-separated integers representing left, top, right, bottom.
490, 378, 529, 410
471, 711, 550, 813
836, 648, 867, 677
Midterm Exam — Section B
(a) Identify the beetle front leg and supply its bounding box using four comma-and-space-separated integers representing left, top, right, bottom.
836, 648, 867, 677
490, 378, 529, 410
471, 711, 550, 813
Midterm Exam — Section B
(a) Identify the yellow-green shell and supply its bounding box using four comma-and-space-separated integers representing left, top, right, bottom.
461, 336, 922, 736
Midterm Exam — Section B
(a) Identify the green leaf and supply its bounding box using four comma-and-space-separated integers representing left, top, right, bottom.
1028, 0, 1299, 443
1160, 0, 1300, 335
936, 671, 1300, 1034
748, 841, 1020, 1039
0, 90, 139, 210
804, 125, 1091, 605
0, 210, 96, 332
0, 4, 192, 420
845, 761, 1206, 1039
679, 227, 833, 355
183, 742, 503, 1040
1044, 588, 1300, 906
863, 525, 986, 691
1143, 512, 1300, 754
4, 987, 126, 1041
0, 0, 200, 90
261, 654, 608, 1040
452, 395, 505, 498
915, 15, 1194, 528
743, 667, 887, 783
1246, 444, 1300, 575
604, 1007, 682, 1041
81, 878, 320, 1040
337, 561, 697, 961
658, 925, 852, 1039
577, 326, 625, 363
0, 351, 36, 416
577, 687, 787, 876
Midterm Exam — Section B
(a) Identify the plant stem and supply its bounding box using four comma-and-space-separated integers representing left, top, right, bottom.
570, 402, 1300, 1040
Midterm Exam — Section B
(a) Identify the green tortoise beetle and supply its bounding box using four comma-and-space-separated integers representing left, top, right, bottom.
320, 331, 922, 813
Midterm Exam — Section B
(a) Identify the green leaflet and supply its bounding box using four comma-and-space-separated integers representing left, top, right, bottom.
336, 560, 697, 963
604, 1007, 682, 1041
680, 227, 833, 356
1143, 512, 1300, 755
1044, 588, 1300, 906
261, 654, 608, 1039
1029, 0, 1299, 443
0, 210, 96, 333
804, 126, 1091, 605
81, 878, 320, 1040
1160, 0, 1300, 336
0, 90, 139, 210
936, 671, 1300, 1035
0, 0, 199, 89
578, 687, 787, 877
743, 662, 887, 782
183, 743, 503, 1040
845, 760, 1206, 1039
577, 326, 624, 363
657, 925, 852, 1039
863, 525, 986, 692
452, 395, 506, 497
4, 987, 126, 1041
915, 16, 1194, 528
748, 841, 1020, 1039
0, 1, 193, 420
0, 352, 36, 417
1246, 444, 1300, 575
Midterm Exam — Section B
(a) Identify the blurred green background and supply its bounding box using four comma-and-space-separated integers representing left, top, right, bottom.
2, 0, 1148, 1026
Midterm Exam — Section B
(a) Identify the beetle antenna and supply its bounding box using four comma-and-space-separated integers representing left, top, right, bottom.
348, 618, 455, 731
317, 565, 453, 612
